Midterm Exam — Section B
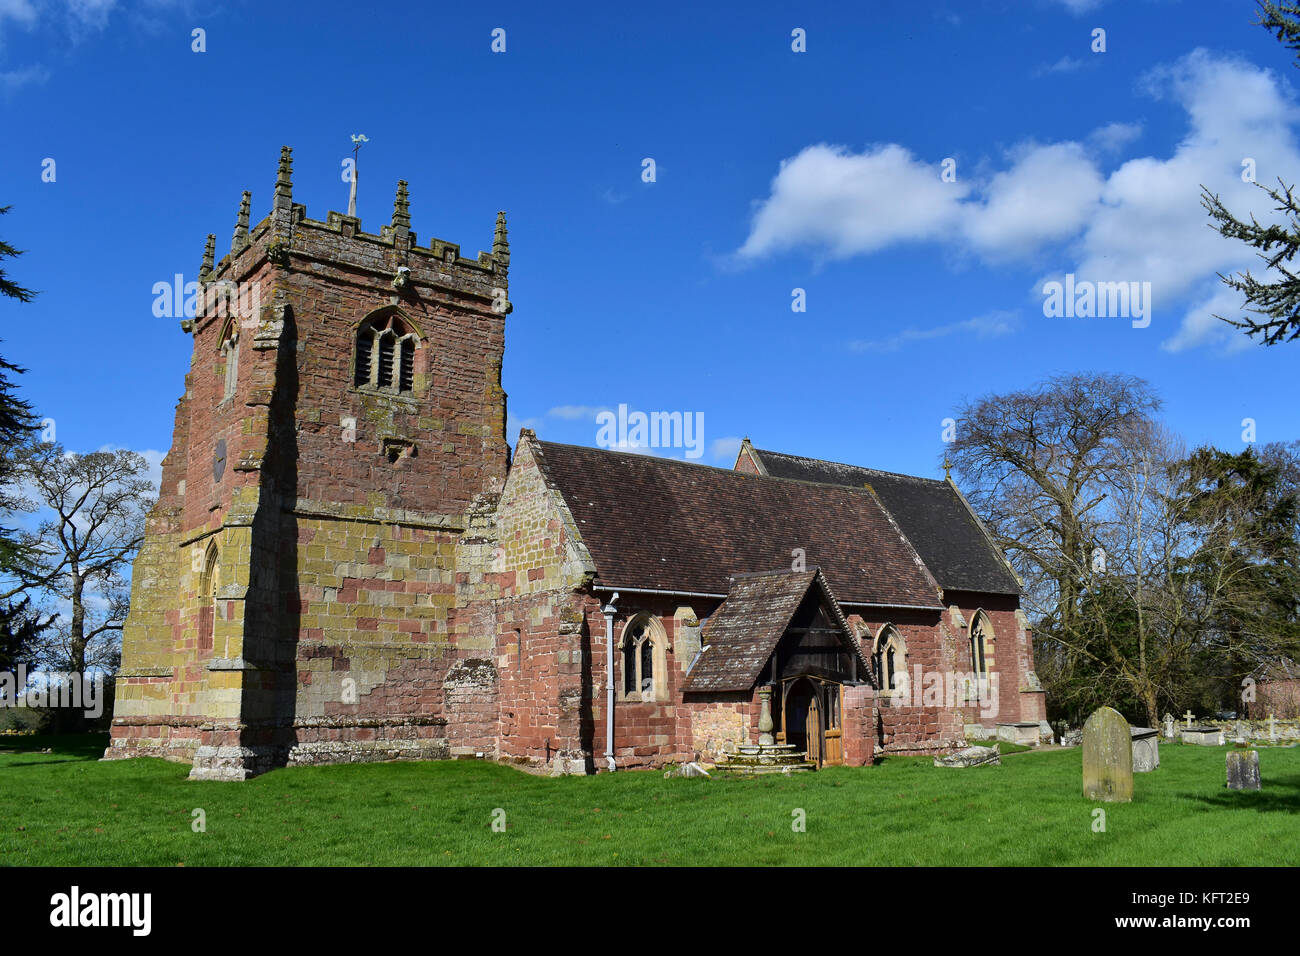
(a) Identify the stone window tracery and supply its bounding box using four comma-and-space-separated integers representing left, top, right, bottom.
967, 610, 994, 703
874, 624, 906, 696
620, 614, 667, 702
354, 311, 419, 394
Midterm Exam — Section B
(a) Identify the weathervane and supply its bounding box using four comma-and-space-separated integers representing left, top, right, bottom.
347, 133, 369, 217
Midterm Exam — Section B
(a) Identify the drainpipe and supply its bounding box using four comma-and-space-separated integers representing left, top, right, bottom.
602, 593, 619, 771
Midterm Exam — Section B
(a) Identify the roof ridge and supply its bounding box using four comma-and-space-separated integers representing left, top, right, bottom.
728, 567, 817, 581
535, 439, 900, 496
752, 446, 946, 486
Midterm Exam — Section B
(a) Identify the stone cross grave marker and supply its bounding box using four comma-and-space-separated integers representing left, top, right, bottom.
1163, 713, 1175, 738
1226, 750, 1261, 791
1269, 713, 1277, 742
1184, 710, 1195, 729
1083, 706, 1133, 803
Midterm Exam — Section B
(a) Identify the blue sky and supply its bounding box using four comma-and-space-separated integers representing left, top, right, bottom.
2, 0, 1298, 486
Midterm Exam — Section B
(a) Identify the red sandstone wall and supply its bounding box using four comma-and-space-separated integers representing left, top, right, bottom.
852, 593, 1040, 755
1258, 678, 1300, 718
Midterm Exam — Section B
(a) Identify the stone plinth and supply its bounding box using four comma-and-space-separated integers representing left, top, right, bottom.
1183, 726, 1223, 746
718, 743, 815, 774
997, 721, 1042, 746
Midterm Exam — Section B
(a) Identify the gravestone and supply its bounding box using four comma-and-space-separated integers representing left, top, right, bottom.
1226, 750, 1261, 791
1182, 726, 1223, 746
1163, 713, 1175, 739
934, 745, 1000, 768
1083, 706, 1133, 802
1130, 726, 1160, 772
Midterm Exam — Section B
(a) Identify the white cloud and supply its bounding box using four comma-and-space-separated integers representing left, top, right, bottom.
138, 448, 164, 491
0, 0, 38, 31
1089, 121, 1143, 154
1037, 56, 1083, 76
0, 0, 118, 45
89, 445, 164, 492
735, 143, 971, 261
546, 404, 611, 420
963, 142, 1104, 258
0, 63, 47, 95
1051, 0, 1105, 12
65, 0, 116, 34
736, 49, 1300, 353
1074, 50, 1300, 350
1160, 284, 1257, 354
850, 311, 1019, 353
709, 436, 743, 464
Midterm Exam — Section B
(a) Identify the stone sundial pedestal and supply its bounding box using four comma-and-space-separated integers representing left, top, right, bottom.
757, 685, 775, 746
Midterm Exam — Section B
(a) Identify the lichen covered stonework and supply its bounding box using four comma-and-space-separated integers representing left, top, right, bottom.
107, 148, 510, 780
109, 148, 1043, 781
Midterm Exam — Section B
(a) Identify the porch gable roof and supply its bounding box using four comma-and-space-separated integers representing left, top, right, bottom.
683, 567, 859, 693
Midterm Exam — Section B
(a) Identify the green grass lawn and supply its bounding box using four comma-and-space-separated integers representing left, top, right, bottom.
1, 734, 1297, 866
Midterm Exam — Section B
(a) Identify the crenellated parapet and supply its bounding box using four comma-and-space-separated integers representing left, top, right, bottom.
195, 146, 510, 339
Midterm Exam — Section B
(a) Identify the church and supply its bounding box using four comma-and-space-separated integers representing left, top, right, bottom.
105, 148, 1046, 779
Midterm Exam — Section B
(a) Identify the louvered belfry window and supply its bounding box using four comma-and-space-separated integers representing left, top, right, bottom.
355, 312, 418, 394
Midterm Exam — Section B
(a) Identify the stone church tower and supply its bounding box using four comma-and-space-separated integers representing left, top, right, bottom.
106, 147, 511, 779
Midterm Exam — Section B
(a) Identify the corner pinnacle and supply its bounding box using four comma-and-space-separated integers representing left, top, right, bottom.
493, 211, 509, 266
232, 192, 251, 251
201, 234, 216, 279
392, 180, 411, 230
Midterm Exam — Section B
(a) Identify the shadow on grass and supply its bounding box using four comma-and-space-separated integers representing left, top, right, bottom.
0, 733, 110, 759
1190, 773, 1300, 814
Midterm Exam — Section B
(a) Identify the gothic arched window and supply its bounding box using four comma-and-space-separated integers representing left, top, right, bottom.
354, 311, 419, 394
620, 614, 667, 702
874, 625, 906, 696
970, 611, 993, 701
218, 319, 239, 403
971, 612, 991, 680
198, 541, 220, 655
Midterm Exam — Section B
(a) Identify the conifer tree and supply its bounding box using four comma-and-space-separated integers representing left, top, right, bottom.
1201, 3, 1300, 345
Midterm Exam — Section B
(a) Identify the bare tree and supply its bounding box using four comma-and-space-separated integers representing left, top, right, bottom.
1, 445, 154, 678
949, 372, 1162, 643
951, 374, 1300, 726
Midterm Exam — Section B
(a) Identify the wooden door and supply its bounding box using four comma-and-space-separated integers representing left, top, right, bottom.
823, 684, 844, 765
805, 695, 822, 766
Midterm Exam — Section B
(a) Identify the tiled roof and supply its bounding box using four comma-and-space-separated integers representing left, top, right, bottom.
532, 440, 941, 608
1251, 657, 1299, 682
750, 447, 1021, 596
683, 568, 854, 692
